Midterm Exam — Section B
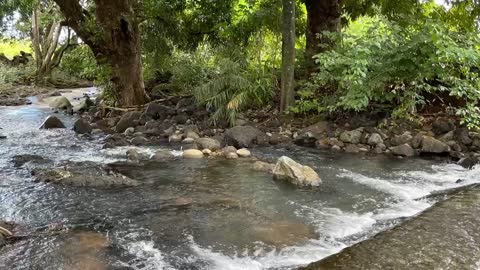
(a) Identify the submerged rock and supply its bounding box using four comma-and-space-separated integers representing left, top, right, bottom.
31, 161, 139, 188
39, 116, 66, 129
11, 154, 52, 168
253, 161, 275, 173
253, 221, 317, 247
272, 156, 321, 187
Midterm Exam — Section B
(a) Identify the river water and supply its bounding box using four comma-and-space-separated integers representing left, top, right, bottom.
0, 97, 479, 270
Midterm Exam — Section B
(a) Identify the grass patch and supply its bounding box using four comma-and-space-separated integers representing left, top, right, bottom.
0, 39, 32, 59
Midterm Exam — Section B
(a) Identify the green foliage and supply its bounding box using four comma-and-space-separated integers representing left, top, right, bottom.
194, 58, 275, 126
296, 16, 480, 128
60, 45, 99, 81
0, 62, 35, 85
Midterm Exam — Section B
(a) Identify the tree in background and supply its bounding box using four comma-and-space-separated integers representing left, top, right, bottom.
304, 0, 341, 72
52, 0, 149, 106
280, 0, 296, 112
31, 1, 76, 79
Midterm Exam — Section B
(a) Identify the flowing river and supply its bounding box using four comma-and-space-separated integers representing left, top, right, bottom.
0, 91, 479, 270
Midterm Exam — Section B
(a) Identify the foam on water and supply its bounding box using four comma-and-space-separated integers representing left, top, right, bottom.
338, 169, 431, 200
188, 235, 344, 270
123, 241, 175, 270
169, 163, 480, 270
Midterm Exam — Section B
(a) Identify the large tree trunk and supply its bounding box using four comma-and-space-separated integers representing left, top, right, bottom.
304, 0, 341, 72
53, 0, 150, 106
95, 0, 149, 105
280, 0, 296, 112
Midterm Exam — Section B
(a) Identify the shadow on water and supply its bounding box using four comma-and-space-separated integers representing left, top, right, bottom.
0, 103, 479, 269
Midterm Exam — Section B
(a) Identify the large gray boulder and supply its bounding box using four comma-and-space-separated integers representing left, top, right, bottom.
339, 130, 363, 144
273, 156, 321, 187
225, 126, 264, 148
39, 116, 66, 129
195, 138, 222, 151
421, 136, 450, 154
391, 144, 415, 157
390, 132, 413, 146
115, 111, 142, 133
367, 133, 383, 146
253, 161, 275, 173
31, 161, 139, 188
73, 119, 92, 134
294, 121, 329, 147
49, 96, 72, 110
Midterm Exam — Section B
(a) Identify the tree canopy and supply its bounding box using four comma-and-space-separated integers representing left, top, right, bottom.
1, 0, 480, 125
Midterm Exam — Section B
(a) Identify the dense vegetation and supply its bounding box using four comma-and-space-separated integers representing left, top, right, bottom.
1, 0, 480, 127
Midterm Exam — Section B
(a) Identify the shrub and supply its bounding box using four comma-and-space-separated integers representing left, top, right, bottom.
296, 16, 480, 128
60, 45, 99, 81
194, 58, 275, 126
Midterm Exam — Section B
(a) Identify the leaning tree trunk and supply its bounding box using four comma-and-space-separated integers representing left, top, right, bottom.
53, 0, 150, 106
280, 0, 296, 112
304, 0, 341, 72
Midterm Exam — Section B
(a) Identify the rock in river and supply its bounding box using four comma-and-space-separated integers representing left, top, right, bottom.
39, 116, 66, 129
195, 138, 222, 151
183, 149, 204, 159
115, 111, 141, 133
73, 119, 92, 134
253, 161, 275, 173
31, 161, 139, 188
273, 156, 321, 187
49, 96, 72, 110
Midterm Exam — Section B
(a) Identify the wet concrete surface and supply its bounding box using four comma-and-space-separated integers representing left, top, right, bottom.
301, 184, 480, 270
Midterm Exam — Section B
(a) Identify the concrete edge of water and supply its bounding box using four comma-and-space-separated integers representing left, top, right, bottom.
298, 183, 480, 270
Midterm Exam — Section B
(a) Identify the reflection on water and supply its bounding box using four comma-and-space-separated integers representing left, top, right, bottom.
0, 103, 479, 270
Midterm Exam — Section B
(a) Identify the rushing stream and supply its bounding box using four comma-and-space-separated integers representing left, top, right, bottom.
0, 92, 479, 270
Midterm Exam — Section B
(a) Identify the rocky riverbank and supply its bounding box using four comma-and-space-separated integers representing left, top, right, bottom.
41, 93, 479, 169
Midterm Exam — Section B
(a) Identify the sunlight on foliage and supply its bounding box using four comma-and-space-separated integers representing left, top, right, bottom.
0, 39, 31, 59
